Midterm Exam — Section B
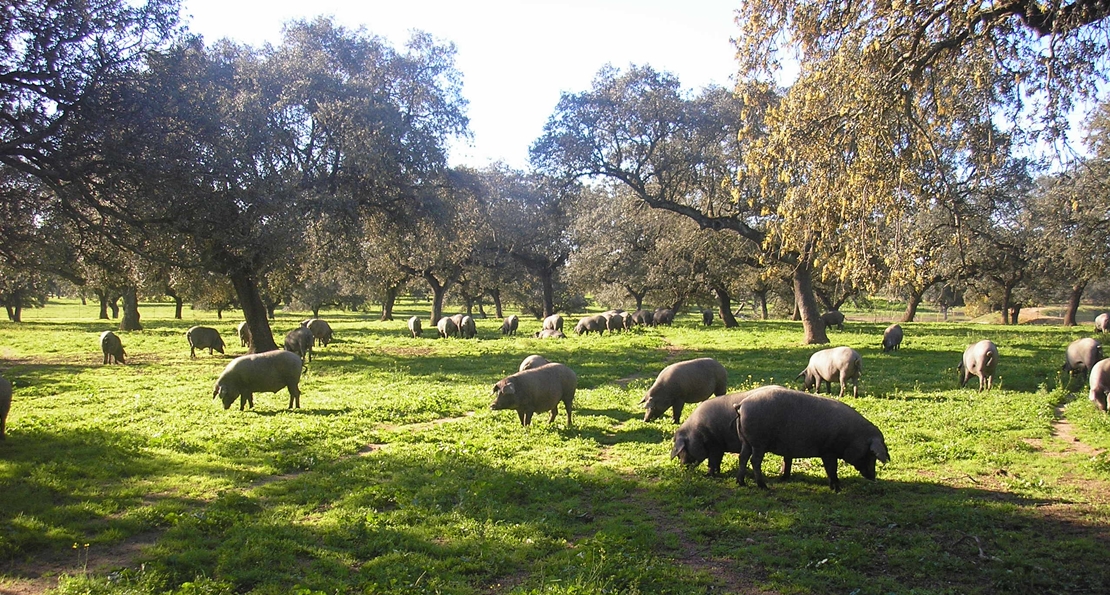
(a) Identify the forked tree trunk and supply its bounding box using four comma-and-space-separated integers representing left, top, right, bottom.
424, 273, 449, 324
794, 262, 829, 344
230, 269, 278, 353
108, 295, 120, 319
1063, 282, 1085, 327
713, 286, 739, 328
119, 287, 142, 331
5, 304, 20, 322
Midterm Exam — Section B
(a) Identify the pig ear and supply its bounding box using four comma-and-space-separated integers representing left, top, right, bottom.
795, 370, 805, 380
870, 437, 890, 464
492, 384, 498, 394
669, 436, 686, 459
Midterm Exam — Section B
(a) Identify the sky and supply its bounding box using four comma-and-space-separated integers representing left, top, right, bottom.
181, 0, 742, 169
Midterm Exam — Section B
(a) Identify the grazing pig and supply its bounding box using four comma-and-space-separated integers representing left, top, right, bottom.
543, 314, 564, 332
213, 350, 303, 410
797, 346, 862, 398
500, 315, 519, 335
1063, 337, 1103, 384
672, 391, 775, 477
574, 314, 607, 336
533, 329, 566, 339
283, 327, 314, 362
437, 316, 459, 338
701, 309, 714, 326
631, 309, 654, 326
620, 311, 634, 330
734, 385, 889, 492
958, 340, 998, 392
408, 316, 423, 338
186, 326, 225, 358
821, 311, 845, 331
602, 311, 624, 334
642, 357, 729, 423
460, 315, 477, 339
1096, 313, 1110, 333
882, 324, 903, 352
100, 331, 126, 365
519, 354, 550, 372
1088, 358, 1110, 412
490, 362, 577, 426
653, 308, 675, 326
0, 375, 11, 439
237, 321, 252, 348
301, 319, 333, 347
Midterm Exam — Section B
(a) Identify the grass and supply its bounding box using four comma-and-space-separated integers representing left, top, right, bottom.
1, 300, 1109, 594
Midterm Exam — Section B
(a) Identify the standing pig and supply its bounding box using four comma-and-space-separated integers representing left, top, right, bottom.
237, 321, 252, 348
518, 354, 550, 372
284, 327, 314, 362
1063, 337, 1103, 384
734, 385, 890, 492
490, 362, 577, 426
881, 324, 903, 352
821, 311, 845, 330
1088, 358, 1110, 412
500, 315, 519, 335
543, 314, 564, 332
631, 310, 654, 326
701, 309, 714, 326
213, 350, 303, 410
574, 315, 607, 336
408, 316, 423, 338
533, 329, 566, 339
100, 331, 126, 365
437, 316, 459, 338
1096, 313, 1110, 333
797, 346, 862, 398
672, 391, 775, 477
0, 375, 11, 439
641, 357, 729, 423
186, 326, 225, 358
301, 319, 333, 347
602, 311, 624, 334
653, 308, 675, 326
959, 340, 999, 392
460, 315, 477, 339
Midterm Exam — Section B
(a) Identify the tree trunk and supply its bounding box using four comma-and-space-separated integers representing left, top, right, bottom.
5, 304, 20, 322
794, 262, 829, 344
792, 300, 801, 321
999, 287, 1012, 325
489, 288, 504, 319
901, 289, 923, 323
230, 269, 278, 353
119, 287, 143, 331
312, 306, 320, 318
380, 285, 398, 321
755, 290, 769, 320
165, 288, 183, 319
424, 273, 449, 324
1010, 305, 1021, 325
713, 286, 739, 328
216, 307, 223, 320
540, 269, 555, 318
108, 295, 120, 319
96, 290, 110, 319
1063, 282, 1086, 327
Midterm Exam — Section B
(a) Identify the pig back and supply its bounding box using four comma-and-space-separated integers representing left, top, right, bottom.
736, 386, 878, 459
512, 363, 577, 411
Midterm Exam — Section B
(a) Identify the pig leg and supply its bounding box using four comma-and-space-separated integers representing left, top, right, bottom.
707, 451, 723, 477
737, 442, 753, 486
821, 456, 841, 492
780, 457, 793, 480
750, 449, 769, 489
288, 385, 300, 409
547, 406, 558, 424
671, 402, 685, 424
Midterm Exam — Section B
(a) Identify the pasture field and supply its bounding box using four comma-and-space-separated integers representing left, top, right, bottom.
1, 301, 1109, 594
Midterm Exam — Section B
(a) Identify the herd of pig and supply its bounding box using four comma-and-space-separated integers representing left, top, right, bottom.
2, 311, 1109, 492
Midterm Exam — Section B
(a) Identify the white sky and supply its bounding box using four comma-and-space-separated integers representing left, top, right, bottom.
181, 0, 741, 169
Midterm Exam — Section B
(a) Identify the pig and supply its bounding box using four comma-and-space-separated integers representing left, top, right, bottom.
100, 331, 126, 365
701, 309, 714, 326
460, 315, 477, 339
186, 326, 225, 358
533, 329, 566, 339
1063, 337, 1103, 384
671, 391, 771, 477
797, 346, 862, 398
881, 324, 903, 352
574, 314, 607, 335
283, 327, 314, 363
543, 314, 564, 332
0, 375, 11, 439
602, 311, 624, 334
437, 316, 459, 338
620, 311, 634, 330
213, 350, 303, 410
301, 319, 333, 347
1088, 358, 1110, 412
1096, 313, 1110, 333
641, 357, 729, 423
519, 354, 550, 372
237, 321, 252, 348
653, 308, 675, 326
500, 315, 519, 335
821, 311, 845, 331
490, 362, 577, 426
408, 316, 423, 338
631, 309, 654, 326
733, 385, 890, 492
958, 340, 998, 392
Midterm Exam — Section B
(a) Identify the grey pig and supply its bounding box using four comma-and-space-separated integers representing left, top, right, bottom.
642, 357, 728, 423
408, 316, 423, 338
652, 308, 675, 326
574, 315, 607, 335
490, 362, 577, 426
519, 354, 550, 372
1087, 358, 1110, 412
602, 311, 624, 333
237, 321, 252, 348
958, 340, 998, 392
100, 331, 126, 364
460, 315, 477, 339
1063, 337, 1103, 384
797, 346, 862, 398
533, 329, 566, 339
701, 309, 714, 326
301, 319, 333, 347
186, 326, 225, 358
821, 311, 845, 330
543, 314, 564, 331
437, 316, 459, 338
881, 324, 903, 352
733, 385, 890, 492
284, 327, 314, 362
0, 375, 11, 439
1096, 313, 1110, 333
500, 315, 519, 335
672, 391, 784, 477
631, 309, 654, 326
213, 350, 303, 410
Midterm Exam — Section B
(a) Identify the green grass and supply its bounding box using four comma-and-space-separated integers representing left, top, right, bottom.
2, 300, 1109, 594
